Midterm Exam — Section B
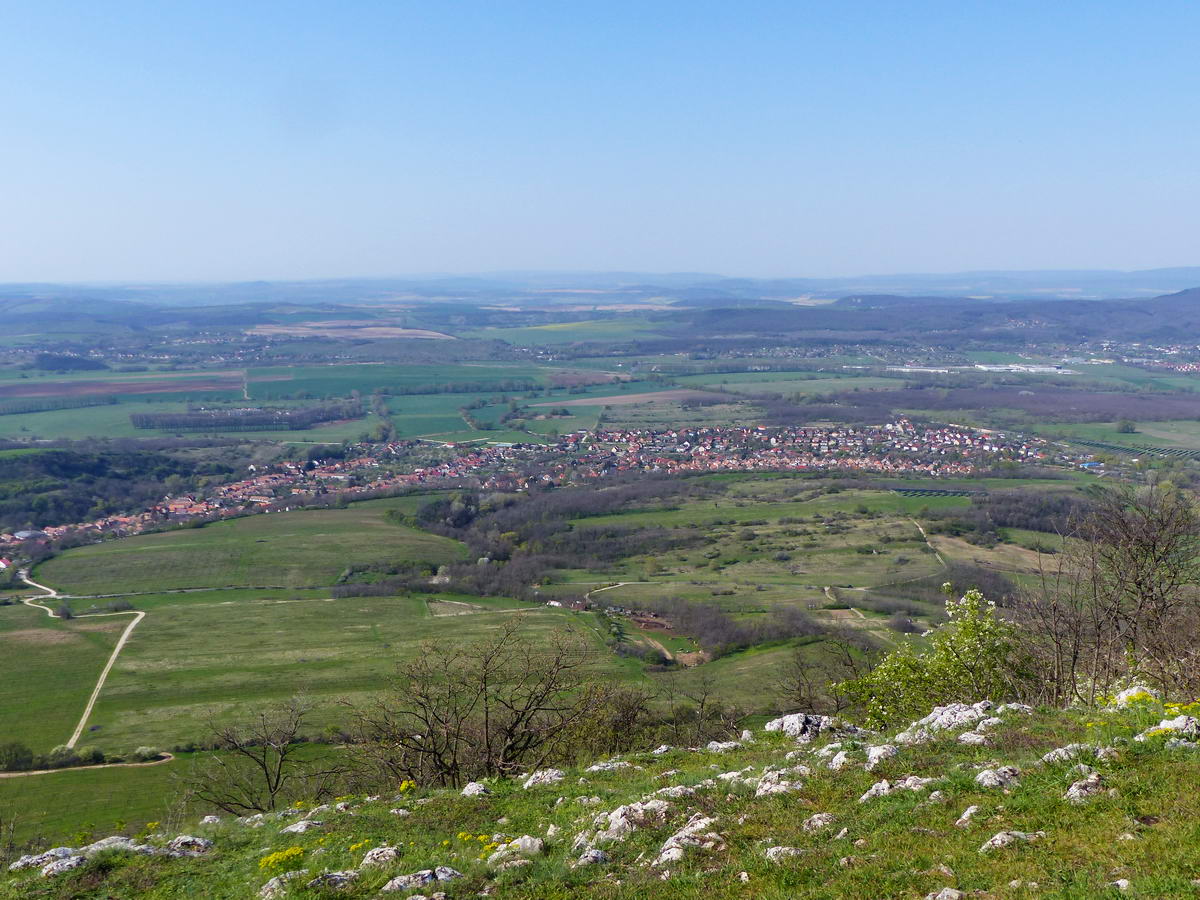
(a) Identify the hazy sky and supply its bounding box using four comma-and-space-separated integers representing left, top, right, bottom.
2, 1, 1198, 281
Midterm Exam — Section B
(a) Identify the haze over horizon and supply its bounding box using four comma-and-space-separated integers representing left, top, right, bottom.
3, 1, 1198, 282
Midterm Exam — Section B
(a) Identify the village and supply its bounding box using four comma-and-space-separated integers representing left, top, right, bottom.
0, 419, 1062, 554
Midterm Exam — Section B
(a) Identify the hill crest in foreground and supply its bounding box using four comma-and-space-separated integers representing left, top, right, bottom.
5, 697, 1200, 899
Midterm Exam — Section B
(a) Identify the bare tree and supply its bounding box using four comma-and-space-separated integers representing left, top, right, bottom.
349, 618, 618, 787
180, 697, 344, 815
773, 633, 875, 715
1019, 480, 1200, 703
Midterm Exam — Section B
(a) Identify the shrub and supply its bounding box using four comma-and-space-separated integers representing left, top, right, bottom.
132, 746, 160, 762
839, 587, 1029, 728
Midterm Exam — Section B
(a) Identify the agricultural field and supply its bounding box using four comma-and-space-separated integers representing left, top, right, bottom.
0, 757, 188, 846
674, 371, 900, 395
0, 601, 124, 752
34, 498, 469, 595
83, 594, 610, 751
454, 318, 665, 344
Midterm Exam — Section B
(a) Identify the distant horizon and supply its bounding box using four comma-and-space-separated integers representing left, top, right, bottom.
4, 263, 1200, 289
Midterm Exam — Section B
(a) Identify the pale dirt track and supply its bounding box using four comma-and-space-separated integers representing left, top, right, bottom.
19, 570, 146, 749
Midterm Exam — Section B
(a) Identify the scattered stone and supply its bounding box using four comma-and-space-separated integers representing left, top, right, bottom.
996, 703, 1033, 715
859, 775, 938, 802
955, 805, 980, 828
767, 713, 869, 743
9, 848, 77, 872
895, 701, 994, 744
166, 835, 213, 855
865, 744, 898, 771
1108, 878, 1132, 891
654, 784, 697, 799
281, 819, 323, 834
925, 889, 964, 900
576, 848, 609, 866
765, 846, 803, 862
828, 750, 853, 770
545, 824, 559, 839
652, 813, 725, 866
200, 815, 221, 825
705, 740, 741, 753
958, 730, 991, 746
389, 808, 411, 816
381, 867, 462, 892
975, 766, 1020, 789
979, 830, 1044, 852
334, 802, 352, 813
79, 836, 138, 857
1041, 743, 1090, 764
461, 782, 490, 797
834, 827, 849, 839
307, 870, 359, 889
755, 768, 803, 797
488, 835, 545, 866
576, 795, 602, 805
259, 870, 303, 898
522, 769, 566, 788
587, 799, 672, 845
1135, 715, 1200, 742
586, 760, 636, 773
41, 856, 87, 877
1065, 773, 1107, 805
651, 744, 673, 755
803, 813, 836, 832
1117, 833, 1137, 841
361, 846, 401, 867
1112, 686, 1160, 708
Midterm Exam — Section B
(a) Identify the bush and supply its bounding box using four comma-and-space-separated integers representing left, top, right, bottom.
839, 587, 1029, 728
132, 746, 160, 762
0, 741, 34, 771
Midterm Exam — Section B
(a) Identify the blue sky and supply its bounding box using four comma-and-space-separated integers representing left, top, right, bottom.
2, 1, 1197, 281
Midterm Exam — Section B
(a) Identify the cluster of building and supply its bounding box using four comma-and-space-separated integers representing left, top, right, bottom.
1, 419, 1051, 554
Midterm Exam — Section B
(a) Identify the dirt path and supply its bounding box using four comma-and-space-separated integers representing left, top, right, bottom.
19, 569, 146, 749
910, 517, 947, 567
0, 753, 175, 779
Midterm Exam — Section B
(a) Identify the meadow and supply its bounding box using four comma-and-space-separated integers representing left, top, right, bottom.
34, 498, 469, 595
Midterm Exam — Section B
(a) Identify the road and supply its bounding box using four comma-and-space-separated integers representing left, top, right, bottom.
19, 569, 146, 749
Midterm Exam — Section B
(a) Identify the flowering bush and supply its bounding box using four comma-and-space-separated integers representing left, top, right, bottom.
258, 846, 304, 871
839, 587, 1028, 728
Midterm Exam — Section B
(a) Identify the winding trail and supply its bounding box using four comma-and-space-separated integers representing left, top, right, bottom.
18, 569, 146, 749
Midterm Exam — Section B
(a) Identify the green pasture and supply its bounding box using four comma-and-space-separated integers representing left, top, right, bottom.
0, 602, 122, 752
86, 600, 615, 750
0, 758, 187, 846
34, 499, 468, 596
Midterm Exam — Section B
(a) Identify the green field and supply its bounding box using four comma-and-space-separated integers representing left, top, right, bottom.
0, 602, 123, 751
0, 758, 188, 846
34, 499, 468, 595
246, 363, 555, 400
456, 318, 663, 345
675, 372, 900, 395
85, 595, 606, 751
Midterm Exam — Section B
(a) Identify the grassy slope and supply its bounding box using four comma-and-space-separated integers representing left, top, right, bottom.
4, 700, 1199, 898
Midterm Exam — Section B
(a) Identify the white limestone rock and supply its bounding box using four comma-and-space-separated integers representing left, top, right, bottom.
979, 830, 1044, 852
522, 769, 565, 788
